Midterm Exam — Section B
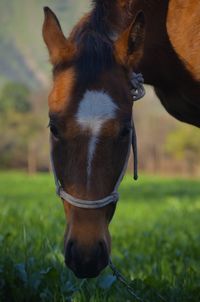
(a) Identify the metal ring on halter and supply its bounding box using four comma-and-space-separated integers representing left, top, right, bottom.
131, 72, 145, 101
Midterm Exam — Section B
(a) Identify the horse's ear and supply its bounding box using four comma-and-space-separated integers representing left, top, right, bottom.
42, 7, 74, 65
128, 11, 145, 55
115, 11, 145, 68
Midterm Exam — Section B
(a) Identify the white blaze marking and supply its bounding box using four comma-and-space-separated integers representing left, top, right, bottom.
87, 136, 98, 178
76, 90, 118, 181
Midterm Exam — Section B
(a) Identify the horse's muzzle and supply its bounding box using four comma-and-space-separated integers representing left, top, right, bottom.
65, 239, 109, 278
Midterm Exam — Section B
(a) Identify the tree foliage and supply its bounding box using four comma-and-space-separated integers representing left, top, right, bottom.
0, 82, 47, 172
0, 82, 31, 113
165, 125, 200, 160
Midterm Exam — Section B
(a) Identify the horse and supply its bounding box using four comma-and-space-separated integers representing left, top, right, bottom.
42, 0, 200, 278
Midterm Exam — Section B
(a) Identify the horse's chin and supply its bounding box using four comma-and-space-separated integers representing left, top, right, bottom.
65, 257, 109, 279
72, 268, 103, 279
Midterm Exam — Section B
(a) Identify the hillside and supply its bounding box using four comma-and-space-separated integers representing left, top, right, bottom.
0, 0, 90, 90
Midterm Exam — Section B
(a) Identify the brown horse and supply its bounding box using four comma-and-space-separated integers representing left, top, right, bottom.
43, 0, 200, 278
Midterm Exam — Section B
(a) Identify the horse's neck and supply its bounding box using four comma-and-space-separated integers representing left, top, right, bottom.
129, 0, 200, 83
131, 1, 170, 85
167, 0, 200, 82
129, 0, 200, 127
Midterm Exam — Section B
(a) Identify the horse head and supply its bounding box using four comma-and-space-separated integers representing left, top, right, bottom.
42, 1, 145, 278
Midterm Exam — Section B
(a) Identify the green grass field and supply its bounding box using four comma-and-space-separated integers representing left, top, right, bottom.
0, 172, 200, 302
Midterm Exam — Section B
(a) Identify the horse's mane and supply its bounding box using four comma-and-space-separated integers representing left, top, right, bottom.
70, 1, 123, 84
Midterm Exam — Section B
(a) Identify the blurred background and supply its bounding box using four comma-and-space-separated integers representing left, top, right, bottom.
0, 0, 200, 177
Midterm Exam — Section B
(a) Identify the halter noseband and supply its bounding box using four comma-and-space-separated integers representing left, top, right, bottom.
50, 72, 145, 209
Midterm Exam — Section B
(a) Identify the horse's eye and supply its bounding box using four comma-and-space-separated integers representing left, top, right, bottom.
120, 125, 131, 138
50, 124, 59, 138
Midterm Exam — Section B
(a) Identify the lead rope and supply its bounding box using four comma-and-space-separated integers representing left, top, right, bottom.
109, 259, 144, 302
131, 72, 145, 181
109, 259, 167, 302
108, 73, 145, 301
132, 119, 138, 181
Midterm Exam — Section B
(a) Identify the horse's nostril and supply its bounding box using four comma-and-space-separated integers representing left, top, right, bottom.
65, 239, 109, 278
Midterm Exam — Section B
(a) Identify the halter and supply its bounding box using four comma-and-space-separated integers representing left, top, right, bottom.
50, 72, 145, 209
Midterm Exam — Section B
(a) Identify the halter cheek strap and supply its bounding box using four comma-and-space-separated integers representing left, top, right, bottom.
50, 72, 145, 209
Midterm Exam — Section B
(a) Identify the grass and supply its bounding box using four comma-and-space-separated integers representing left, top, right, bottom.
0, 171, 200, 302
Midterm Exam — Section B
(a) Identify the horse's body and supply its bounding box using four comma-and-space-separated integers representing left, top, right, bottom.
126, 0, 200, 126
43, 0, 200, 278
